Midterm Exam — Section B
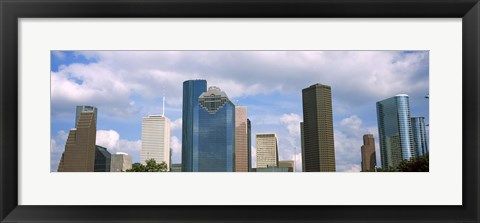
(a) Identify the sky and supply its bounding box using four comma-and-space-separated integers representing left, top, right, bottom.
50, 51, 429, 172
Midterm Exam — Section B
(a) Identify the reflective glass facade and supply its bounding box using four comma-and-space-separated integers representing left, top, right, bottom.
94, 145, 111, 172
376, 95, 415, 168
181, 80, 207, 172
193, 86, 235, 172
411, 117, 428, 157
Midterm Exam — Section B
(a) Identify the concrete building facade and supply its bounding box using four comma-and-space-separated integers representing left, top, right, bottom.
256, 133, 279, 169
58, 108, 97, 172
301, 83, 336, 172
110, 152, 133, 172
360, 134, 376, 172
141, 115, 171, 169
235, 106, 248, 172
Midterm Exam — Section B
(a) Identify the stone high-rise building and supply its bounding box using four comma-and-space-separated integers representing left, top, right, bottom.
376, 94, 415, 168
141, 115, 171, 169
301, 83, 336, 172
256, 133, 279, 169
235, 106, 248, 172
58, 106, 97, 172
360, 134, 376, 172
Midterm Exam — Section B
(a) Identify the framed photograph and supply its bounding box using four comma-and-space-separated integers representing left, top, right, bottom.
1, 0, 479, 222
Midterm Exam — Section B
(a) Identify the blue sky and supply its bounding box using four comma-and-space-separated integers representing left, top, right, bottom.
50, 51, 429, 172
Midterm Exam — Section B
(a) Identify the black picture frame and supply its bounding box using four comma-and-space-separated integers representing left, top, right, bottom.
1, 0, 479, 222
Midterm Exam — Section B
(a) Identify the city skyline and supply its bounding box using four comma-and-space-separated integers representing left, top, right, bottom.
51, 51, 429, 172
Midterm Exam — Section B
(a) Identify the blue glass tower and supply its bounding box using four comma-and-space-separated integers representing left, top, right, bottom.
376, 94, 415, 168
411, 117, 428, 157
182, 80, 207, 172
193, 86, 236, 172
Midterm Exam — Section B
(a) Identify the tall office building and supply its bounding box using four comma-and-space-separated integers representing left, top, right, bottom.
411, 117, 428, 157
256, 133, 279, 169
301, 83, 336, 172
376, 94, 415, 168
110, 152, 133, 172
182, 80, 207, 172
360, 134, 376, 172
141, 115, 171, 169
94, 145, 111, 172
235, 106, 248, 172
247, 119, 252, 172
193, 86, 236, 172
58, 106, 97, 172
300, 122, 305, 172
75, 105, 97, 127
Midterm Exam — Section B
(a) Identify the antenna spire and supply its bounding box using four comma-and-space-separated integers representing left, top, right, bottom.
162, 88, 165, 116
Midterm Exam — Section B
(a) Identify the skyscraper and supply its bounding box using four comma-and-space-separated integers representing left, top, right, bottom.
58, 106, 97, 172
182, 80, 207, 172
360, 134, 376, 172
300, 122, 305, 172
110, 152, 133, 172
141, 115, 171, 169
376, 94, 415, 169
75, 105, 97, 127
411, 116, 428, 157
256, 133, 279, 169
247, 119, 252, 172
301, 83, 336, 172
94, 145, 111, 172
193, 86, 236, 172
235, 106, 248, 172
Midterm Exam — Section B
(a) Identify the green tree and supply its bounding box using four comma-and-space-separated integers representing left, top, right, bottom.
126, 159, 168, 172
396, 154, 429, 172
374, 166, 398, 172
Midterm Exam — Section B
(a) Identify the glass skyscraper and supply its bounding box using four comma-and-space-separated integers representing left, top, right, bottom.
193, 86, 236, 172
376, 94, 415, 168
181, 80, 207, 172
411, 116, 428, 157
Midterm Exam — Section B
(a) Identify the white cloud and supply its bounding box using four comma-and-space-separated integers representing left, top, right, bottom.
52, 51, 428, 121
170, 118, 182, 131
335, 115, 379, 172
279, 113, 302, 136
170, 136, 182, 164
96, 130, 120, 149
52, 51, 66, 60
96, 129, 140, 155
